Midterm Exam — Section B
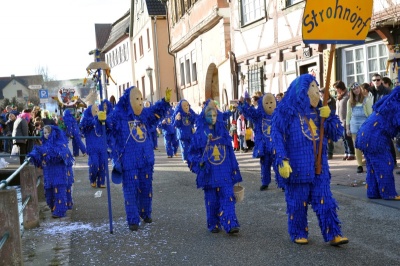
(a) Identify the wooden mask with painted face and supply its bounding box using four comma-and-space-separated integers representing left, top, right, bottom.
181, 100, 190, 114
307, 81, 320, 108
262, 93, 276, 115
130, 88, 143, 115
91, 105, 99, 117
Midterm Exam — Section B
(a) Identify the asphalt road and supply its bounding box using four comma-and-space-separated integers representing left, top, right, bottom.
20, 140, 400, 266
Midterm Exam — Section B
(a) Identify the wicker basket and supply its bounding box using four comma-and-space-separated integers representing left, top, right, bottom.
234, 184, 245, 203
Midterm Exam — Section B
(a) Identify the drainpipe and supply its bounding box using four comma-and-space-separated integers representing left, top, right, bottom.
152, 16, 161, 101
161, 0, 179, 101
129, 0, 136, 84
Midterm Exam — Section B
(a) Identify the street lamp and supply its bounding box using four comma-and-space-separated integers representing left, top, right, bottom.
146, 66, 154, 104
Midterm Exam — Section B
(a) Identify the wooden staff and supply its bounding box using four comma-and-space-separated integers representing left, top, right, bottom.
316, 44, 336, 175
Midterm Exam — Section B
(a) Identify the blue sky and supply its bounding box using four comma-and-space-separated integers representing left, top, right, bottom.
0, 0, 130, 80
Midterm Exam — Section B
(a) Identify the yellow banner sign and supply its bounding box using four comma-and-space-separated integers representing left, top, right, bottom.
302, 0, 373, 44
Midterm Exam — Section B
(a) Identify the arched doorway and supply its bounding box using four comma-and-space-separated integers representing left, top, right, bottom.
204, 63, 220, 107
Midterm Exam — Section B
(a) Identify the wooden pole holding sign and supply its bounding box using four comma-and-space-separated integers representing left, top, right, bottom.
316, 44, 335, 175
302, 0, 373, 174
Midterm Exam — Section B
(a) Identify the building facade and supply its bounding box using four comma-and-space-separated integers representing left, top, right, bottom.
231, 0, 400, 98
168, 0, 232, 112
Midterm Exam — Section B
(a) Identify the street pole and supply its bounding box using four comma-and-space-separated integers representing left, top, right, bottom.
88, 49, 113, 234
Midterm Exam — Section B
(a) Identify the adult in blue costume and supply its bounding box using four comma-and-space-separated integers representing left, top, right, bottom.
271, 74, 348, 246
63, 109, 86, 157
238, 93, 277, 191
107, 87, 172, 231
28, 125, 74, 218
173, 99, 196, 162
187, 99, 242, 234
355, 86, 400, 200
80, 104, 107, 188
144, 101, 158, 150
159, 106, 179, 158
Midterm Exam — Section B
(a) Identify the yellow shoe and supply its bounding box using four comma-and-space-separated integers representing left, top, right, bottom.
99, 184, 106, 188
393, 195, 400, 200
294, 238, 308, 245
330, 236, 349, 246
91, 182, 96, 188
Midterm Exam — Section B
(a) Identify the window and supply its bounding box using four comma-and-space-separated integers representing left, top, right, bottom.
185, 54, 191, 85
240, 0, 265, 26
247, 64, 263, 96
191, 50, 197, 82
17, 90, 23, 98
287, 0, 303, 6
342, 42, 388, 85
147, 28, 151, 50
180, 57, 185, 86
141, 76, 146, 98
134, 43, 137, 61
125, 42, 129, 60
139, 36, 144, 56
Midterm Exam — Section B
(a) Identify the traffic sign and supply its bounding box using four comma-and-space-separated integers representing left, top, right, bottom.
28, 85, 42, 89
39, 89, 48, 99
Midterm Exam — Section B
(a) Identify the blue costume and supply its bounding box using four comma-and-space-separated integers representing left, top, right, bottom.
145, 103, 158, 150
271, 74, 347, 244
80, 105, 107, 188
99, 99, 114, 158
28, 125, 74, 218
172, 99, 196, 162
159, 107, 179, 157
356, 86, 400, 200
238, 95, 276, 189
187, 100, 242, 234
107, 87, 170, 230
63, 109, 86, 157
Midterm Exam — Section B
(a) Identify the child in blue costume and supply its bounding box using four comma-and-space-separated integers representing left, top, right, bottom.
63, 109, 87, 157
144, 101, 159, 150
172, 99, 196, 162
80, 104, 107, 188
356, 86, 400, 200
271, 74, 348, 246
99, 99, 114, 158
28, 125, 74, 218
159, 106, 179, 158
187, 100, 242, 234
238, 93, 277, 191
107, 87, 172, 231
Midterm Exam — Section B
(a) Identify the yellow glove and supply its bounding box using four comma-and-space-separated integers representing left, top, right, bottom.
278, 160, 292, 179
229, 104, 234, 111
98, 111, 106, 121
165, 87, 172, 102
319, 105, 330, 118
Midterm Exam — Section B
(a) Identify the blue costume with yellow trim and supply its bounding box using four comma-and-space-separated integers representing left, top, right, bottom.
159, 106, 179, 157
188, 100, 242, 233
28, 125, 74, 217
63, 109, 86, 157
271, 74, 345, 242
80, 105, 107, 188
145, 103, 159, 150
172, 100, 196, 162
356, 86, 400, 199
107, 87, 170, 227
238, 97, 275, 188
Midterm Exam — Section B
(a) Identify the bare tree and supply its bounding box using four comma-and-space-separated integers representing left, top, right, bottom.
35, 65, 56, 82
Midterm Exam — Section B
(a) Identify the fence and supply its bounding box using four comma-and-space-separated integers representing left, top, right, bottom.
0, 136, 43, 265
